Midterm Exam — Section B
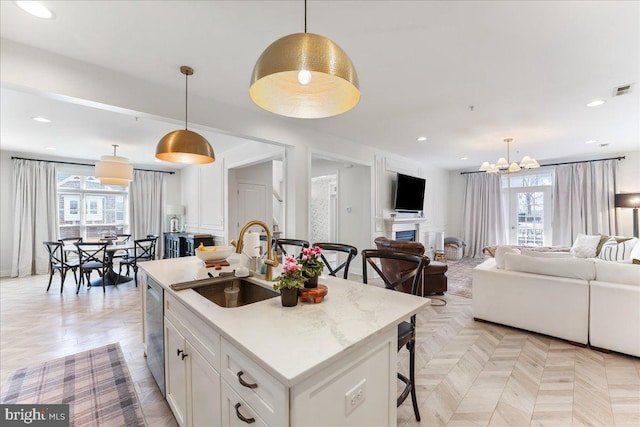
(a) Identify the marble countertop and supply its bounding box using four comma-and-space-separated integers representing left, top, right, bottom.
139, 255, 430, 386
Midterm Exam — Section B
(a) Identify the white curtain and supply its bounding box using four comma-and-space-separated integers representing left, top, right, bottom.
11, 159, 59, 277
129, 170, 165, 258
462, 173, 506, 258
552, 160, 618, 246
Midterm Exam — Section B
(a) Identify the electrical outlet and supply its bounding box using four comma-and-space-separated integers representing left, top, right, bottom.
344, 379, 366, 416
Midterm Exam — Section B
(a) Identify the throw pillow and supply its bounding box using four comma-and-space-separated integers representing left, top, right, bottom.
630, 241, 640, 263
596, 234, 610, 255
598, 237, 639, 261
495, 246, 521, 269
571, 233, 601, 253
571, 245, 597, 258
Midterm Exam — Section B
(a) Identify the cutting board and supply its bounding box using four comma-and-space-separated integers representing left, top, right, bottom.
204, 260, 230, 270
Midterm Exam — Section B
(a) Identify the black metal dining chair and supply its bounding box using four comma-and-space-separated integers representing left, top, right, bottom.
361, 249, 429, 422
43, 241, 79, 293
117, 238, 157, 287
57, 237, 83, 284
313, 242, 358, 279
111, 233, 132, 260
75, 242, 108, 293
274, 238, 310, 260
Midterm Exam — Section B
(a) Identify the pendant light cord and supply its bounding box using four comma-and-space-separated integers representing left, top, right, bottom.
184, 72, 188, 130
304, 0, 307, 33
112, 144, 118, 156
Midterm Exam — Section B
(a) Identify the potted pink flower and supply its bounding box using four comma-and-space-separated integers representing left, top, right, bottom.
300, 246, 324, 288
273, 256, 305, 306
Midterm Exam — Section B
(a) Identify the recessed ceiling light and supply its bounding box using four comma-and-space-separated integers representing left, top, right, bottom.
32, 116, 51, 123
586, 100, 605, 107
15, 1, 54, 19
416, 136, 427, 142
585, 140, 597, 144
45, 147, 56, 151
460, 157, 468, 161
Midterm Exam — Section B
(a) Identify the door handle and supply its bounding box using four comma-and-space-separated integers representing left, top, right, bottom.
234, 403, 255, 424
237, 371, 258, 389
177, 349, 183, 357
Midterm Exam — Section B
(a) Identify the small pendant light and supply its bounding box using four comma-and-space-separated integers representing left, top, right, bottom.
249, 0, 360, 119
156, 66, 215, 164
95, 144, 133, 186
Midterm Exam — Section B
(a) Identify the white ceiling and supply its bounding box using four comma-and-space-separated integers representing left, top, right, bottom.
1, 1, 638, 170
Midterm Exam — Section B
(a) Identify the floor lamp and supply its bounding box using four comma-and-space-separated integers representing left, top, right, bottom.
615, 193, 640, 238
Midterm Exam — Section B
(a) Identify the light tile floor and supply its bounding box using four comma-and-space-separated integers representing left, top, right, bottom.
1, 274, 638, 426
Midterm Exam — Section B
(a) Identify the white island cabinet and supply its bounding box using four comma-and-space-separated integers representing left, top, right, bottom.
139, 256, 429, 427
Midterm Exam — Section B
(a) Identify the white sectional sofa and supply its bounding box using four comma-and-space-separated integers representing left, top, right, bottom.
472, 251, 640, 357
589, 261, 640, 357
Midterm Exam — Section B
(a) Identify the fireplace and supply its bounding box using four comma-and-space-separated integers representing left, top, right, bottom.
394, 230, 416, 241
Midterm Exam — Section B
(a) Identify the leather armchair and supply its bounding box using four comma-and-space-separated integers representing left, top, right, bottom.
374, 236, 448, 295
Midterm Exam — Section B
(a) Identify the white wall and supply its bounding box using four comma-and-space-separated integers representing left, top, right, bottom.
447, 150, 640, 243
0, 151, 14, 277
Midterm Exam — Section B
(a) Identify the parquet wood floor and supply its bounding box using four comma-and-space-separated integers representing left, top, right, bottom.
1, 274, 638, 426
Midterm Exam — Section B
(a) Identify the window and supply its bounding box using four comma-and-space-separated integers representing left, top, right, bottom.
57, 172, 129, 240
502, 172, 553, 246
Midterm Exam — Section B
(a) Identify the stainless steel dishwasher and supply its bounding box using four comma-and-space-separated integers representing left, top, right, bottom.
146, 276, 165, 396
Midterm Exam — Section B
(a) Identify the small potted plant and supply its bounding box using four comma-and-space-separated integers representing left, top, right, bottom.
300, 246, 324, 288
273, 256, 306, 307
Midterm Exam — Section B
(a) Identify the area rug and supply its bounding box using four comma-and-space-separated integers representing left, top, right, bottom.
444, 257, 485, 298
1, 343, 145, 427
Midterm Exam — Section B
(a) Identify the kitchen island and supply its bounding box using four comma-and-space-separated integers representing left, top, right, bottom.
139, 255, 430, 427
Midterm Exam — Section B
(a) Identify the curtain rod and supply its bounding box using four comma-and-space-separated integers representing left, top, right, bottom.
459, 156, 625, 175
10, 156, 176, 175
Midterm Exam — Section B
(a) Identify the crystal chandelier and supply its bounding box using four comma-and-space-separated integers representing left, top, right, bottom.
479, 138, 540, 174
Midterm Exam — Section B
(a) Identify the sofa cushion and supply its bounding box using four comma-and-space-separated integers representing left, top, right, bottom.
495, 246, 521, 269
595, 260, 640, 286
571, 233, 601, 253
598, 237, 638, 261
571, 245, 597, 258
504, 253, 596, 280
521, 250, 575, 259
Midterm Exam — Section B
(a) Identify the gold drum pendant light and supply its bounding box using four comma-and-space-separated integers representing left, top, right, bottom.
250, 0, 360, 119
156, 66, 215, 164
95, 144, 133, 186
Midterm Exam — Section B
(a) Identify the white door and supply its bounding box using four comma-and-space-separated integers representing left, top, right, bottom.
237, 183, 267, 231
188, 343, 221, 427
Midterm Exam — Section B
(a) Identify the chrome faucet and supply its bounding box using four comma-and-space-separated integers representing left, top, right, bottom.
230, 220, 279, 281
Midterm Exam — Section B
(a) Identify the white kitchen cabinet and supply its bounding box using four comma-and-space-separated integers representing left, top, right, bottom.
221, 381, 269, 427
165, 317, 221, 427
181, 161, 225, 232
166, 319, 188, 427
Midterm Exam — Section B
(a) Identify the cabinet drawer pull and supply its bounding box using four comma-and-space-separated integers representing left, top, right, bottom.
237, 371, 258, 389
234, 403, 255, 424
181, 352, 189, 360
177, 349, 183, 357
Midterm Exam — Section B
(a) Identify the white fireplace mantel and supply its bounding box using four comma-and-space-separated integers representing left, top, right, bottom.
383, 217, 427, 225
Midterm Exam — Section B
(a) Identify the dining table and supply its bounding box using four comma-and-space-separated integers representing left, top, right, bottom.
63, 241, 135, 287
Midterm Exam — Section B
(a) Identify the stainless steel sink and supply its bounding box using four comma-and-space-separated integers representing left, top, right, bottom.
170, 276, 278, 308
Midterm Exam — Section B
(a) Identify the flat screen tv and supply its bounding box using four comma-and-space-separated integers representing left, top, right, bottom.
394, 173, 425, 212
